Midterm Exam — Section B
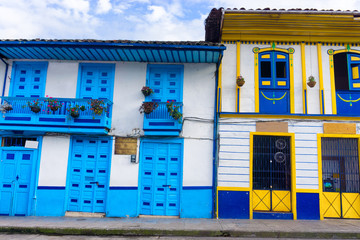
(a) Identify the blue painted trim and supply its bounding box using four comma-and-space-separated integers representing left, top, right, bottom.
4, 117, 31, 121
220, 111, 360, 119
321, 89, 325, 114
304, 89, 307, 114
149, 122, 174, 126
37, 186, 65, 190
74, 119, 101, 123
0, 58, 8, 97
39, 118, 66, 123
253, 212, 293, 219
183, 186, 212, 190
0, 123, 106, 129
110, 187, 138, 190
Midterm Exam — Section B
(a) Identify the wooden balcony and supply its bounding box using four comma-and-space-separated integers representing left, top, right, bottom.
0, 97, 112, 135
143, 102, 182, 136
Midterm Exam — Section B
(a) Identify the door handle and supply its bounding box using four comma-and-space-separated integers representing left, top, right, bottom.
90, 181, 99, 186
16, 175, 19, 181
162, 185, 171, 188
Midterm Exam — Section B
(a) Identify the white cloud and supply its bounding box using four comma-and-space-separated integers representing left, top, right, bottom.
0, 0, 100, 39
95, 0, 112, 14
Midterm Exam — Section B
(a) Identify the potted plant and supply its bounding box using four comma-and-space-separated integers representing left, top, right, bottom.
141, 86, 154, 97
236, 75, 245, 87
89, 99, 106, 116
166, 101, 183, 123
46, 96, 62, 112
0, 101, 13, 113
68, 105, 86, 118
307, 75, 316, 88
139, 102, 158, 114
28, 99, 42, 113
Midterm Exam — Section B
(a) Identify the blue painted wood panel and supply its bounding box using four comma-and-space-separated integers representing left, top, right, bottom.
347, 54, 360, 91
66, 137, 111, 213
10, 62, 48, 97
218, 191, 249, 219
336, 91, 360, 115
140, 141, 182, 216
296, 192, 320, 220
259, 51, 290, 114
0, 150, 36, 216
78, 64, 115, 100
146, 65, 183, 103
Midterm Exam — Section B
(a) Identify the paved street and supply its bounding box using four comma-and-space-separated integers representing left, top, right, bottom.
0, 236, 353, 240
0, 216, 360, 239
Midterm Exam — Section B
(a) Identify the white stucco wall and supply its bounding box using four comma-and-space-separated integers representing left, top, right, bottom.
38, 135, 70, 186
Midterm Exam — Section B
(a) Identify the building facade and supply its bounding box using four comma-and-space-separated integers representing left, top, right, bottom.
0, 40, 224, 218
206, 8, 360, 220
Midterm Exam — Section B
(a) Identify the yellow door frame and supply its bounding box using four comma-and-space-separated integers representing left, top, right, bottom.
253, 46, 295, 114
250, 132, 297, 219
327, 48, 360, 115
317, 133, 360, 220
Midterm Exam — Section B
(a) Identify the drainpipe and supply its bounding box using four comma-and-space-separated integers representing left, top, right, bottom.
212, 51, 223, 219
0, 58, 9, 97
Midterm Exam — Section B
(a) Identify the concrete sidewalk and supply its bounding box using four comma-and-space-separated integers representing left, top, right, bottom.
0, 216, 360, 238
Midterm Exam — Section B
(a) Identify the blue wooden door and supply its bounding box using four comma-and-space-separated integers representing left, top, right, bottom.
0, 150, 35, 216
67, 137, 111, 213
146, 65, 183, 103
78, 64, 115, 100
11, 62, 48, 97
259, 52, 290, 114
140, 141, 181, 216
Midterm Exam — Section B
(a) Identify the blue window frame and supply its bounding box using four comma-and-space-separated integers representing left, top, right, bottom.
334, 53, 360, 115
259, 51, 290, 114
77, 63, 115, 101
10, 62, 48, 97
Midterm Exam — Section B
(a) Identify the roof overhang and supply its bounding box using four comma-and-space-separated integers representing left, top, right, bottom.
0, 40, 226, 63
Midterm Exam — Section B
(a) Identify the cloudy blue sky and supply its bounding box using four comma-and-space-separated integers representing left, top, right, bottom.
0, 0, 359, 41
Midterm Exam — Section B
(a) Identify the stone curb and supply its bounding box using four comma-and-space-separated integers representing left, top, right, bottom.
1, 227, 360, 239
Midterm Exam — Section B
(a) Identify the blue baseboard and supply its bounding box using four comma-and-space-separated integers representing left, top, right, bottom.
253, 211, 293, 220
36, 187, 66, 216
296, 192, 320, 220
218, 191, 249, 219
106, 187, 138, 217
181, 187, 212, 218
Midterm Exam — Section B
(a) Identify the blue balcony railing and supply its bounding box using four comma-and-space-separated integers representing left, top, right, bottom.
143, 102, 182, 135
0, 97, 112, 134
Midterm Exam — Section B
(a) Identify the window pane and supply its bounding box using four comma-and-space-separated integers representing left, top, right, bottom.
261, 61, 271, 78
276, 62, 286, 78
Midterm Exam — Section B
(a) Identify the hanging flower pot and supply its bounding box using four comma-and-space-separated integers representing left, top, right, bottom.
139, 102, 158, 114
307, 75, 316, 88
141, 86, 154, 97
236, 75, 245, 87
70, 111, 80, 118
30, 106, 41, 113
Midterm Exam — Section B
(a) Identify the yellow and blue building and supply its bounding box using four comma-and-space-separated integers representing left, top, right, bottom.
205, 8, 360, 220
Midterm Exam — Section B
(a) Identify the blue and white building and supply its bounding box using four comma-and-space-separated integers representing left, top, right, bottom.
0, 39, 225, 218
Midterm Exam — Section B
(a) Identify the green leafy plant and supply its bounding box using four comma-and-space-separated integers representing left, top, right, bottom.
139, 102, 158, 114
27, 99, 42, 113
166, 101, 182, 123
89, 99, 107, 116
67, 105, 86, 118
307, 75, 316, 88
